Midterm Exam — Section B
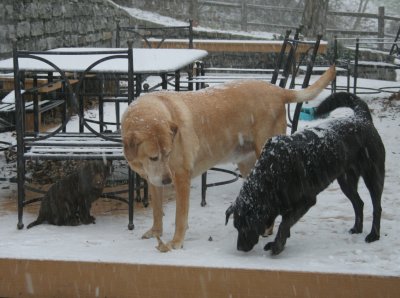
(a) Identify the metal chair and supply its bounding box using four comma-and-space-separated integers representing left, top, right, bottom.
12, 44, 137, 230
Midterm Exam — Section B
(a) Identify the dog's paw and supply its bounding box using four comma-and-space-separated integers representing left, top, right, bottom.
365, 233, 380, 243
264, 241, 284, 255
168, 239, 184, 250
264, 241, 274, 251
156, 236, 171, 253
142, 228, 162, 239
349, 225, 362, 234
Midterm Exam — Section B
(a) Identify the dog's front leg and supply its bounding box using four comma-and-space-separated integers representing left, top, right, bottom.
168, 171, 191, 249
264, 220, 290, 255
265, 197, 316, 255
142, 184, 164, 239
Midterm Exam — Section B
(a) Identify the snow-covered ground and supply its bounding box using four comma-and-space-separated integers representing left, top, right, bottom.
0, 75, 399, 277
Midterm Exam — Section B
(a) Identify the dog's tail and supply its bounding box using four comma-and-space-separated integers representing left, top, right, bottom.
314, 92, 373, 121
285, 65, 336, 103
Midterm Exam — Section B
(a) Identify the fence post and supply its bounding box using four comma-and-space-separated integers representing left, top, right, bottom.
241, 0, 248, 31
378, 6, 385, 50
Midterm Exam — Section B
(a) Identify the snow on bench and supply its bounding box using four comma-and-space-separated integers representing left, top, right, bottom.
24, 133, 124, 160
298, 65, 348, 74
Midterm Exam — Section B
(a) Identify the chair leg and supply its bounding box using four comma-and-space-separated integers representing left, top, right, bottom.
135, 172, 142, 202
128, 168, 135, 230
17, 187, 24, 230
16, 159, 24, 229
134, 173, 149, 208
291, 102, 303, 134
142, 179, 149, 208
201, 172, 207, 207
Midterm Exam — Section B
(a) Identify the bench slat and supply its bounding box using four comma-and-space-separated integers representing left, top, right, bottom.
188, 75, 274, 80
27, 147, 123, 153
25, 153, 125, 160
24, 132, 124, 160
352, 60, 400, 69
26, 139, 122, 147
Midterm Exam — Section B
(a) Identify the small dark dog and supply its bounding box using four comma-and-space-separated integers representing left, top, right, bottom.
27, 160, 112, 229
226, 92, 385, 255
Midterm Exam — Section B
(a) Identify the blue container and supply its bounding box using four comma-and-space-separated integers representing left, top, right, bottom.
299, 107, 316, 121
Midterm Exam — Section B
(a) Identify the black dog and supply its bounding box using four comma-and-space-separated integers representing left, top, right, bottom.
226, 92, 385, 255
27, 160, 112, 229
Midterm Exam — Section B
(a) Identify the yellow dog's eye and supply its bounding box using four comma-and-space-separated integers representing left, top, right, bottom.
149, 156, 159, 162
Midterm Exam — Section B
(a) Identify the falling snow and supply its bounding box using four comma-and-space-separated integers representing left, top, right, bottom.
0, 69, 399, 277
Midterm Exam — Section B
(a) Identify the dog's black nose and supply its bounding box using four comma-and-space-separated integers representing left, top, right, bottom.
162, 177, 172, 185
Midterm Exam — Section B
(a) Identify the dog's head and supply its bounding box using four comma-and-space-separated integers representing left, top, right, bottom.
122, 113, 178, 187
225, 195, 267, 252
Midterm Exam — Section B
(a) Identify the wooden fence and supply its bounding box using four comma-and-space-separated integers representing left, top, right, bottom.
192, 0, 399, 40
327, 7, 399, 39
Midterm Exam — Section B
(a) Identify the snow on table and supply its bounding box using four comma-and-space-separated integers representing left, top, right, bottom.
0, 48, 208, 74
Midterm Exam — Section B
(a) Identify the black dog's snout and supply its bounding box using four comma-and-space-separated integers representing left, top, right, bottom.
237, 243, 252, 252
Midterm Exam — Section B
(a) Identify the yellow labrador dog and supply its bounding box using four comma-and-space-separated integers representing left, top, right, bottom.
121, 65, 335, 251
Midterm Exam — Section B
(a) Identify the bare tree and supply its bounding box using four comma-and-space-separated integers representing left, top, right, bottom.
301, 0, 330, 37
353, 0, 370, 30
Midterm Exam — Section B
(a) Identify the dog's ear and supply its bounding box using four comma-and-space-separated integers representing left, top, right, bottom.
225, 204, 235, 225
169, 121, 178, 139
123, 133, 142, 158
132, 131, 144, 145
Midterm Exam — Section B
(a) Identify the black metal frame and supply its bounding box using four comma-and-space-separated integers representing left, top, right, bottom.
353, 38, 400, 95
334, 25, 400, 95
0, 116, 14, 132
389, 24, 400, 57
116, 20, 193, 49
12, 43, 138, 230
287, 34, 323, 133
116, 20, 194, 93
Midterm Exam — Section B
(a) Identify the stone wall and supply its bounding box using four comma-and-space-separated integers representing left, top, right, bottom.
0, 0, 135, 60
0, 0, 14, 59
351, 48, 397, 81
